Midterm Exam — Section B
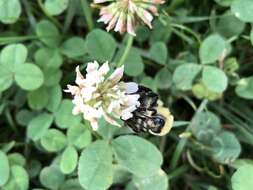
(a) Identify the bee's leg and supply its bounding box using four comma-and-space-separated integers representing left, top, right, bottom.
113, 132, 138, 138
148, 93, 159, 107
125, 118, 143, 133
137, 85, 151, 93
145, 90, 159, 107
125, 113, 149, 133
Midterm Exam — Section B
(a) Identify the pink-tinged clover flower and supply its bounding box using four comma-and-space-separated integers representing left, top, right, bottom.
94, 0, 165, 36
64, 61, 140, 130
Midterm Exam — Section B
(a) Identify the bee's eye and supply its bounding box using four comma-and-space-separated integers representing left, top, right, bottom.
153, 117, 165, 127
148, 116, 165, 134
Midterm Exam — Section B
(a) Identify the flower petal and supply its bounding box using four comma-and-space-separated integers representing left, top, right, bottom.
108, 100, 120, 113
125, 94, 140, 107
90, 120, 99, 130
128, 1, 137, 13
86, 61, 99, 73
114, 12, 126, 34
127, 14, 136, 36
72, 106, 82, 115
64, 85, 80, 95
120, 105, 138, 120
109, 65, 124, 84
94, 0, 111, 3
136, 8, 153, 28
81, 86, 97, 102
125, 82, 139, 94
103, 112, 121, 127
121, 111, 133, 120
106, 12, 120, 31
98, 14, 113, 24
99, 61, 110, 75
75, 66, 85, 86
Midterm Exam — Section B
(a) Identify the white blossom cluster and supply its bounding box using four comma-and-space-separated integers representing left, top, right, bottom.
64, 61, 140, 130
94, 0, 165, 36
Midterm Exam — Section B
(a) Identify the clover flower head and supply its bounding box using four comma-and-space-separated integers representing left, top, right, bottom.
64, 61, 140, 130
94, 0, 165, 36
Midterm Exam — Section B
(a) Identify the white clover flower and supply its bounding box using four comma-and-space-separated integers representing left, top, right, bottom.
64, 61, 140, 130
93, 0, 165, 36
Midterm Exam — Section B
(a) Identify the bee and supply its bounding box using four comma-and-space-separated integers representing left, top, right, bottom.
125, 85, 174, 136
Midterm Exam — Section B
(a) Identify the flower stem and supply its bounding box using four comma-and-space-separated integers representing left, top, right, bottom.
80, 0, 94, 31
169, 99, 208, 170
117, 35, 134, 67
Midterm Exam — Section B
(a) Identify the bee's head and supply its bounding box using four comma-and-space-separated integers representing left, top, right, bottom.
153, 116, 165, 129
148, 116, 165, 134
149, 107, 174, 136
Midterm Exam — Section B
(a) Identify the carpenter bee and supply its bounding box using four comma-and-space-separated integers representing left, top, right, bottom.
125, 86, 174, 136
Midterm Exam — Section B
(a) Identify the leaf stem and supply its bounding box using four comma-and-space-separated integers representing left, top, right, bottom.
172, 121, 190, 128
159, 136, 167, 153
186, 150, 204, 172
63, 0, 77, 33
167, 0, 185, 12
171, 23, 201, 45
37, 0, 62, 29
22, 0, 37, 31
0, 36, 38, 45
167, 165, 189, 179
117, 35, 134, 67
92, 131, 103, 140
169, 99, 208, 170
5, 109, 19, 136
80, 0, 94, 31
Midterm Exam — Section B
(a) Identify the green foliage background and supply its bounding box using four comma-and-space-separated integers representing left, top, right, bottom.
0, 0, 253, 190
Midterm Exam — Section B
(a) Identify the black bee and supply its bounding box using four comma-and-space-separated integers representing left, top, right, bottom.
125, 86, 173, 136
